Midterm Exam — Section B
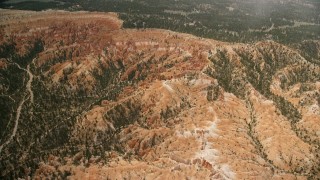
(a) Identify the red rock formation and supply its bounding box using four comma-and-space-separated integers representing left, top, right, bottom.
0, 9, 319, 179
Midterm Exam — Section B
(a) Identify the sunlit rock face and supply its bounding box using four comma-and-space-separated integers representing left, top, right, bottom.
0, 9, 319, 179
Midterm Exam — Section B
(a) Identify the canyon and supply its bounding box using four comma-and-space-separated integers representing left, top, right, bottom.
0, 9, 319, 179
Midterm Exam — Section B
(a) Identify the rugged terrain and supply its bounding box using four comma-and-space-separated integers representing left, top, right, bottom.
1, 0, 320, 44
0, 9, 319, 179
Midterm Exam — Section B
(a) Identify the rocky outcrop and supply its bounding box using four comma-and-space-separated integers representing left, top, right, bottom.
0, 9, 319, 179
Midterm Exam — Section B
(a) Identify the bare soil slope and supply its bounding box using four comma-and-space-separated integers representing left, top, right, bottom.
0, 9, 319, 179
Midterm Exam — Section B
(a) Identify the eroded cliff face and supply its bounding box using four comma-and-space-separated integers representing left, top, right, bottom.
0, 9, 319, 179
